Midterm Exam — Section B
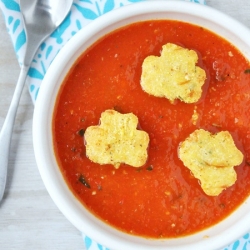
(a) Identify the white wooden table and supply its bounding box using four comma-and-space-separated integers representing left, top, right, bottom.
1, 1, 250, 249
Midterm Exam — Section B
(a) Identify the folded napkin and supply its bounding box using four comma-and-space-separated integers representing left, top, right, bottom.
0, 0, 249, 249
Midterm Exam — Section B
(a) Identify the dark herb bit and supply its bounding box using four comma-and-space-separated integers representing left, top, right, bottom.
244, 69, 250, 74
136, 167, 143, 172
78, 174, 91, 188
113, 106, 123, 113
219, 203, 225, 209
71, 147, 76, 152
78, 129, 85, 137
146, 165, 154, 171
246, 161, 250, 166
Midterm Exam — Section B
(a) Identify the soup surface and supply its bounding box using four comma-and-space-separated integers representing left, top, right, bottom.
53, 20, 250, 238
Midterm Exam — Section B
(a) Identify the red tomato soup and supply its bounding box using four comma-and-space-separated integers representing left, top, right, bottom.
53, 20, 250, 238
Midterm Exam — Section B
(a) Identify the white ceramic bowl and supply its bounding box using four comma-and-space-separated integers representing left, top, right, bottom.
33, 1, 250, 250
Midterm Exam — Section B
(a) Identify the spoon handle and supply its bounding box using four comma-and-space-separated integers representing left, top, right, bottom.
0, 66, 28, 201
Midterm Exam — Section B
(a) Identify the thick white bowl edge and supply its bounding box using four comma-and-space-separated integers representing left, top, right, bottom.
33, 1, 250, 250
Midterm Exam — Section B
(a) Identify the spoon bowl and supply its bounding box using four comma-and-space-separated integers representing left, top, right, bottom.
20, 0, 73, 67
0, 0, 73, 202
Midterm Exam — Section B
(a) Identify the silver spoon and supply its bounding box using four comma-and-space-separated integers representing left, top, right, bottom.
0, 0, 73, 201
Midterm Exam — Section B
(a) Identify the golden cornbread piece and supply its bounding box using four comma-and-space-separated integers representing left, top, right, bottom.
84, 109, 149, 169
141, 43, 206, 103
178, 129, 243, 196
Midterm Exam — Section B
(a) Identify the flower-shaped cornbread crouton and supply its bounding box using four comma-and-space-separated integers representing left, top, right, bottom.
141, 43, 206, 103
178, 129, 243, 196
84, 109, 150, 169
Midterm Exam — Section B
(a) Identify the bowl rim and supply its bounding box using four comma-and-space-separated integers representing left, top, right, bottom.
33, 1, 250, 250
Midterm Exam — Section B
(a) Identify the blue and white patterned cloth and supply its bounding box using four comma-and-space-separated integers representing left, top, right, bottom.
0, 0, 249, 249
